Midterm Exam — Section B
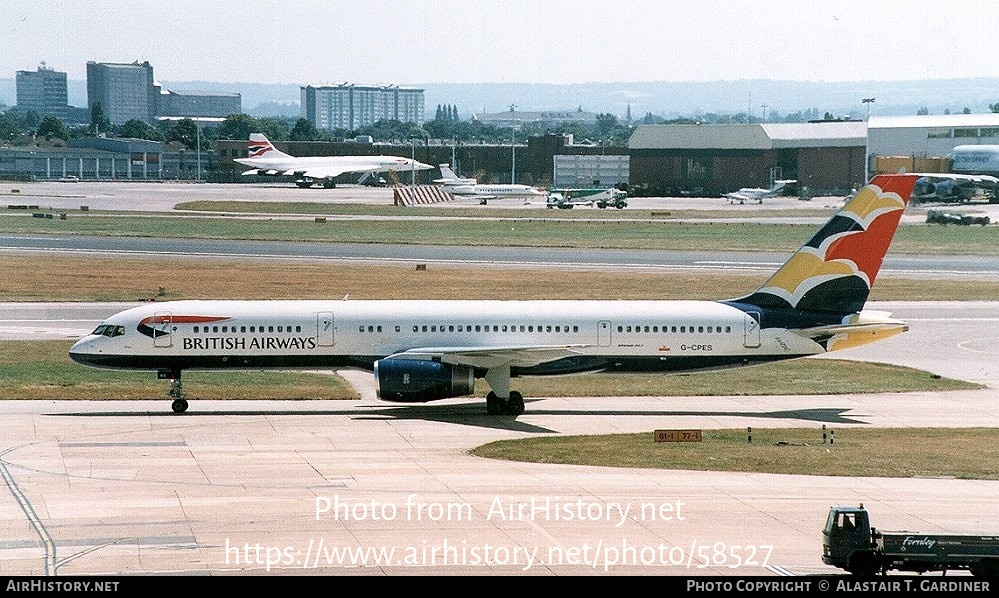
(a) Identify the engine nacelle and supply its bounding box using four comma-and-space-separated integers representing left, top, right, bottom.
374, 359, 475, 402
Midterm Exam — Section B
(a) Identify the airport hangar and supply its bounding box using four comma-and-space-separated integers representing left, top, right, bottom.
867, 112, 999, 170
627, 121, 867, 197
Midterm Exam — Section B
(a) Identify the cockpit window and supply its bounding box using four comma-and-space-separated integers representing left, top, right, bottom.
91, 324, 125, 337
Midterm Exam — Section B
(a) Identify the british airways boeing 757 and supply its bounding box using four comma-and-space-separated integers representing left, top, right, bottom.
235, 133, 433, 188
70, 175, 919, 415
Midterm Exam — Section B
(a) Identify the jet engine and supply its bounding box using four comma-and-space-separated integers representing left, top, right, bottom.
373, 359, 475, 402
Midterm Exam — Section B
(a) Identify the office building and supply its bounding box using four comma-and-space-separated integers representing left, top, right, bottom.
301, 84, 424, 131
15, 64, 69, 119
86, 61, 156, 126
158, 89, 241, 118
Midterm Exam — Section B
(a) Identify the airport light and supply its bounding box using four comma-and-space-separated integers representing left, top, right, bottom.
863, 97, 875, 120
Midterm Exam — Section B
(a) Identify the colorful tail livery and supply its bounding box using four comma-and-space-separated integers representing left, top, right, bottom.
71, 175, 919, 415
731, 174, 918, 315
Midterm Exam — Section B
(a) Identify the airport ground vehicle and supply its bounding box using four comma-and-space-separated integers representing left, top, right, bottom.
546, 188, 627, 209
822, 505, 999, 576
925, 209, 990, 226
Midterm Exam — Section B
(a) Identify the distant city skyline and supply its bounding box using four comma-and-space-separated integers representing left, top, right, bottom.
7, 0, 999, 86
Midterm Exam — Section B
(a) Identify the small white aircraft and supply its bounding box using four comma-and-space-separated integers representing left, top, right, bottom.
724, 179, 796, 204
434, 164, 546, 204
234, 133, 434, 189
71, 174, 919, 416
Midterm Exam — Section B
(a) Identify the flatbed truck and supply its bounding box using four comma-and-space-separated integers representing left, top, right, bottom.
823, 505, 999, 576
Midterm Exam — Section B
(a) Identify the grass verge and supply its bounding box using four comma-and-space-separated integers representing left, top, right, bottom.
470, 428, 999, 479
5, 254, 999, 302
3, 341, 979, 401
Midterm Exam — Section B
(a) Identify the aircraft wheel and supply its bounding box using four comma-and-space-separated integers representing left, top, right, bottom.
486, 392, 506, 415
171, 399, 189, 414
506, 392, 525, 416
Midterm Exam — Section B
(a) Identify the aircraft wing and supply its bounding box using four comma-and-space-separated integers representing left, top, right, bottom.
386, 345, 589, 369
724, 192, 755, 203
298, 167, 352, 179
913, 173, 999, 185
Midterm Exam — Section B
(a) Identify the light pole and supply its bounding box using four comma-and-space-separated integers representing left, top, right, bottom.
862, 97, 876, 120
196, 122, 201, 182
509, 104, 517, 184
862, 98, 875, 181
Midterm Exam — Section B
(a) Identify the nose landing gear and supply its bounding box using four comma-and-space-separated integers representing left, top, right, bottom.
159, 369, 188, 413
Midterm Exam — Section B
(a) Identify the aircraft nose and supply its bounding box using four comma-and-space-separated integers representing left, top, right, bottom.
414, 161, 434, 171
68, 336, 101, 366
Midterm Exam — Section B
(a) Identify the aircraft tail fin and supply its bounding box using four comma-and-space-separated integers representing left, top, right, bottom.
247, 133, 291, 160
439, 164, 461, 180
728, 174, 919, 316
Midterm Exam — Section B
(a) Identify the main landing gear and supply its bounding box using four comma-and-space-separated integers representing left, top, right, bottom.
483, 365, 524, 416
486, 391, 525, 416
159, 369, 188, 413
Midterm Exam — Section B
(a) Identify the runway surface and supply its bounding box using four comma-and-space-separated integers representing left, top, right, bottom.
4, 234, 998, 281
2, 181, 997, 576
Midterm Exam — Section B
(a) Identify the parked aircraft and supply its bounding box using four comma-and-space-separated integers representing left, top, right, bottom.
234, 134, 433, 188
70, 174, 919, 416
912, 173, 999, 203
434, 164, 477, 187
434, 163, 546, 204
724, 179, 796, 204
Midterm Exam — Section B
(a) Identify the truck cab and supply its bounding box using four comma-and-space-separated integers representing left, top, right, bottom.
823, 506, 878, 574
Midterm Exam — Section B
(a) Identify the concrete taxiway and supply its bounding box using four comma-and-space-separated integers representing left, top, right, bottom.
1, 301, 997, 576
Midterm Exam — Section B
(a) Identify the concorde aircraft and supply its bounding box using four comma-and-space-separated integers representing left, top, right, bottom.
234, 133, 433, 188
70, 174, 919, 415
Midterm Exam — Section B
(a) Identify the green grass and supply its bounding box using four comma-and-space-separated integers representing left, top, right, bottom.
483, 359, 981, 397
3, 210, 998, 254
2, 341, 978, 402
0, 340, 357, 401
173, 200, 841, 220
470, 428, 999, 479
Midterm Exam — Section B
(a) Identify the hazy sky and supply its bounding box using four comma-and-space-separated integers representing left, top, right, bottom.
7, 0, 999, 85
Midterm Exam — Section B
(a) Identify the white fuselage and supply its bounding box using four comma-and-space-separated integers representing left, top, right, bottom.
441, 183, 547, 198
235, 155, 428, 175
69, 299, 822, 376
